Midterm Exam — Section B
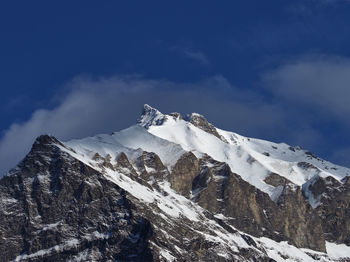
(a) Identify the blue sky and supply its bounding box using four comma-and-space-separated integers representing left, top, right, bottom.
1, 0, 350, 174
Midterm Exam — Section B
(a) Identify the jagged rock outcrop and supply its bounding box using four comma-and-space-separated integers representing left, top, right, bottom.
0, 136, 155, 261
186, 113, 228, 143
1, 105, 350, 261
264, 172, 293, 187
304, 175, 350, 245
138, 104, 166, 128
168, 152, 199, 197
115, 152, 138, 177
0, 136, 280, 261
274, 184, 325, 252
186, 154, 326, 252
137, 151, 168, 181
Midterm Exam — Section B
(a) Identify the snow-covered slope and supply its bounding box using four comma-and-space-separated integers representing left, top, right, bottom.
57, 150, 350, 261
65, 104, 350, 206
63, 125, 350, 261
137, 105, 350, 201
2, 105, 350, 261
4, 104, 350, 261
66, 125, 185, 168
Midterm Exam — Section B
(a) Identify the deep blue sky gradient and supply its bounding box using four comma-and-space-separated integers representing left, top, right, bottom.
1, 0, 350, 170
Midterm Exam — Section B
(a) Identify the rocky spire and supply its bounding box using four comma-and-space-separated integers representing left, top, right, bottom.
186, 113, 228, 143
137, 104, 166, 129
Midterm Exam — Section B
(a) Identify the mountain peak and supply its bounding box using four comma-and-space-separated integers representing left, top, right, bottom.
143, 103, 157, 113
29, 134, 65, 155
138, 104, 166, 128
2, 104, 350, 260
185, 112, 228, 142
186, 112, 208, 124
34, 134, 61, 146
138, 105, 227, 142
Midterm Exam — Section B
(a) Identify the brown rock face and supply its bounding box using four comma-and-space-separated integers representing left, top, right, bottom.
264, 173, 292, 187
274, 185, 325, 251
181, 154, 326, 252
136, 151, 169, 182
305, 175, 350, 245
1, 133, 349, 260
0, 137, 154, 262
187, 113, 228, 143
0, 136, 281, 261
115, 152, 138, 177
169, 152, 199, 197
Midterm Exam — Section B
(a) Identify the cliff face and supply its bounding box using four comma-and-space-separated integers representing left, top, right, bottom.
1, 105, 350, 261
304, 175, 350, 245
171, 153, 325, 252
0, 136, 277, 261
0, 136, 153, 261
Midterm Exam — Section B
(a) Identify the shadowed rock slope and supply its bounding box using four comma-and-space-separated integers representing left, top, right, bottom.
170, 153, 326, 252
0, 136, 281, 261
1, 105, 350, 261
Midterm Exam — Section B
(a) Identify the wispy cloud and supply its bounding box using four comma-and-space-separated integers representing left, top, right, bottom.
261, 54, 350, 167
0, 75, 283, 175
287, 0, 350, 16
315, 0, 350, 5
262, 55, 350, 123
171, 46, 211, 66
2, 55, 350, 176
182, 49, 211, 66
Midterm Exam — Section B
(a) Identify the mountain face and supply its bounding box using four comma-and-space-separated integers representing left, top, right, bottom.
1, 105, 350, 261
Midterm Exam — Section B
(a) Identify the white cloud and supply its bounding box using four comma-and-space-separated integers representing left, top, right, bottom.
182, 49, 211, 66
261, 55, 350, 167
262, 55, 350, 122
0, 75, 288, 175
2, 62, 350, 176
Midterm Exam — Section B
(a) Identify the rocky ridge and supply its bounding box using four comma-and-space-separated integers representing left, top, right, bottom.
0, 105, 350, 261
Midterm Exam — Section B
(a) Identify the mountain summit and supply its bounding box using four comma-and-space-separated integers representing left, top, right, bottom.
138, 104, 167, 128
0, 105, 349, 261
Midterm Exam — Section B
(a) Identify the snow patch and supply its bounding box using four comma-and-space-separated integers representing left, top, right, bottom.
159, 249, 176, 262
326, 241, 350, 259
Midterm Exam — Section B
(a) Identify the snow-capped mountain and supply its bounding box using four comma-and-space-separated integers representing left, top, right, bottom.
1, 104, 350, 261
